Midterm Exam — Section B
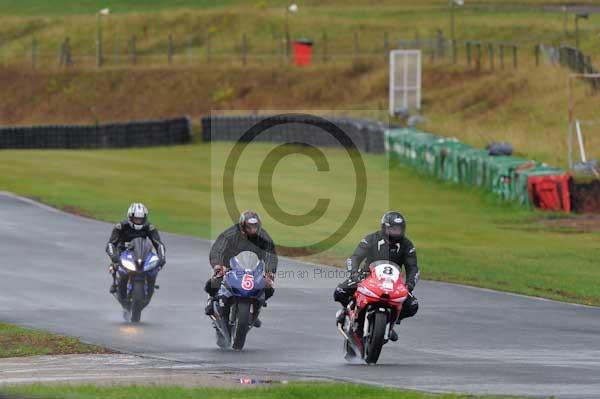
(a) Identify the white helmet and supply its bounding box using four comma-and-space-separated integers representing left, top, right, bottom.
127, 203, 148, 230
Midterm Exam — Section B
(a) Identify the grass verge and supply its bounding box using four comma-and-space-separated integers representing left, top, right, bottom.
3, 383, 528, 399
0, 322, 110, 358
0, 143, 598, 305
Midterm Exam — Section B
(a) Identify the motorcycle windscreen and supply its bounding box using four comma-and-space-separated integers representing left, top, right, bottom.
227, 251, 266, 296
129, 238, 156, 271
229, 251, 261, 271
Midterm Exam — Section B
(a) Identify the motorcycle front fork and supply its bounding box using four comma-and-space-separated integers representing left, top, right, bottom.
125, 275, 151, 298
218, 299, 261, 329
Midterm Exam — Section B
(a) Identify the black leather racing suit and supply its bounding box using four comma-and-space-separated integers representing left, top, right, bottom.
106, 221, 166, 264
334, 231, 420, 320
205, 224, 277, 299
105, 221, 166, 299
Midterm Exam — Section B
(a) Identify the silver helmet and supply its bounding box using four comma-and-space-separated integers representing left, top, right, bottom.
127, 203, 148, 231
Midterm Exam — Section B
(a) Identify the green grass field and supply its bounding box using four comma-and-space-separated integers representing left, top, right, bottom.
0, 143, 598, 305
3, 382, 528, 399
0, 0, 599, 169
0, 322, 108, 357
0, 0, 598, 63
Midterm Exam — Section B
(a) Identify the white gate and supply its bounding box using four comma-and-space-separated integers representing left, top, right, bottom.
389, 49, 421, 117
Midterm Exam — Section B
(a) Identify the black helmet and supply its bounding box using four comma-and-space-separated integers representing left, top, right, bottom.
381, 211, 406, 241
239, 210, 261, 237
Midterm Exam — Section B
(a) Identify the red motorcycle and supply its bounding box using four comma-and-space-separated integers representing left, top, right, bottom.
337, 261, 409, 364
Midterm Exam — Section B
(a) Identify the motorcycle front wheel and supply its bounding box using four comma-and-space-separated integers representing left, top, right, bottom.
364, 312, 387, 364
231, 300, 251, 351
130, 280, 145, 323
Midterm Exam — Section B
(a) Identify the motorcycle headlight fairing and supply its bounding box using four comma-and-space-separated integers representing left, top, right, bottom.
121, 259, 137, 272
145, 255, 160, 270
357, 286, 378, 298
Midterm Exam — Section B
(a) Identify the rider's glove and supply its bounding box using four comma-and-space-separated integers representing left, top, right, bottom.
265, 272, 275, 287
158, 258, 166, 269
110, 255, 121, 264
407, 282, 415, 293
213, 264, 226, 278
350, 270, 364, 282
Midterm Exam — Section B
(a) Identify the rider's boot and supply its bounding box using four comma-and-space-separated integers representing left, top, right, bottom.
388, 328, 398, 342
205, 295, 216, 316
252, 301, 264, 328
335, 308, 347, 326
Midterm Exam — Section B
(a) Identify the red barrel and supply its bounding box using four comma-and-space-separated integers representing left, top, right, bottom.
293, 39, 313, 66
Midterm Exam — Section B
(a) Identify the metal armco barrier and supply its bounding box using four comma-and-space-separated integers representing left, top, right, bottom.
0, 117, 193, 149
201, 114, 386, 153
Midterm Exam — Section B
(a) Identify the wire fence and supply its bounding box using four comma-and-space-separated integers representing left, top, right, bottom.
0, 29, 587, 71
1, 31, 398, 69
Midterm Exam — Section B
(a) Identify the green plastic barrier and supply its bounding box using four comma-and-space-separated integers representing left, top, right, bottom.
384, 127, 566, 208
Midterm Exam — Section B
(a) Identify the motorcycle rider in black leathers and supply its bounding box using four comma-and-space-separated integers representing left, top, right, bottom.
205, 211, 277, 327
334, 211, 420, 341
106, 203, 166, 295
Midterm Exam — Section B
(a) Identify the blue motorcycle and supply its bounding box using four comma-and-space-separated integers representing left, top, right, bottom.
210, 251, 267, 350
113, 237, 162, 323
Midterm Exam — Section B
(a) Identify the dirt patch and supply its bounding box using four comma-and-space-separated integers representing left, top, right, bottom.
0, 64, 386, 127
276, 245, 320, 258
61, 205, 93, 218
0, 326, 112, 357
0, 354, 302, 387
539, 214, 600, 232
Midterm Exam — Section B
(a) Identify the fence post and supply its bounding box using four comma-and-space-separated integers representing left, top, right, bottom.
499, 44, 504, 69
187, 35, 193, 64
322, 32, 328, 63
383, 31, 389, 60
513, 44, 518, 69
31, 36, 36, 70
204, 33, 210, 64
353, 32, 360, 62
534, 44, 540, 66
466, 41, 471, 67
130, 34, 137, 65
59, 38, 65, 67
242, 33, 247, 65
64, 37, 73, 67
452, 39, 457, 64
113, 32, 119, 65
168, 33, 173, 65
476, 42, 481, 71
488, 42, 494, 71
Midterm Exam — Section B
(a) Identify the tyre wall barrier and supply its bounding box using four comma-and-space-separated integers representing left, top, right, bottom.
386, 128, 573, 212
0, 117, 193, 149
570, 179, 600, 213
201, 114, 386, 153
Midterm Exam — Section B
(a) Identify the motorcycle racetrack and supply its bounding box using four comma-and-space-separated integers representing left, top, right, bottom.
1, 192, 600, 398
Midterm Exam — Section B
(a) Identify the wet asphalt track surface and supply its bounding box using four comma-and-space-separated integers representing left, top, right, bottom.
1, 192, 599, 398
